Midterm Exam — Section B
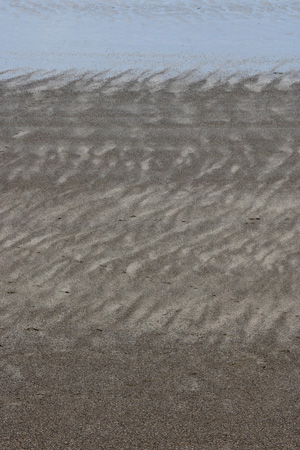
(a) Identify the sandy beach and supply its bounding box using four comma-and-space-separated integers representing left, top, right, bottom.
0, 71, 299, 448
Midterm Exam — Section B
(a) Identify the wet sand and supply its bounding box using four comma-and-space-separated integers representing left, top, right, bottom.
0, 72, 300, 449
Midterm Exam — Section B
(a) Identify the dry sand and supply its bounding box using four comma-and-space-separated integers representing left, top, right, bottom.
0, 72, 300, 449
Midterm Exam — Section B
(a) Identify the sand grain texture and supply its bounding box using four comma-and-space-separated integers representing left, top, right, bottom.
0, 72, 300, 449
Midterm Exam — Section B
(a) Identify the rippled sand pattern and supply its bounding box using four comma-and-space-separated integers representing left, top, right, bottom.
1, 72, 300, 449
0, 72, 299, 344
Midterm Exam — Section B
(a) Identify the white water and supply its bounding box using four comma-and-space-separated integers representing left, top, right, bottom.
1, 1, 300, 75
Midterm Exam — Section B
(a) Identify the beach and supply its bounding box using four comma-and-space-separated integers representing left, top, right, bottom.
0, 72, 300, 448
1, 0, 300, 448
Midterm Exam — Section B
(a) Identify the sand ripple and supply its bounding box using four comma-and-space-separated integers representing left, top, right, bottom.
0, 72, 299, 348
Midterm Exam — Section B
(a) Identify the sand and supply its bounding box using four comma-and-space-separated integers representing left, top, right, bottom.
0, 72, 300, 449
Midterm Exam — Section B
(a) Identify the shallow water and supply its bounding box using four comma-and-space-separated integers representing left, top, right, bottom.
0, 0, 300, 75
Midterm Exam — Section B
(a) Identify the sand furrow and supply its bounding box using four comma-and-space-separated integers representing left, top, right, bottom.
0, 73, 299, 352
